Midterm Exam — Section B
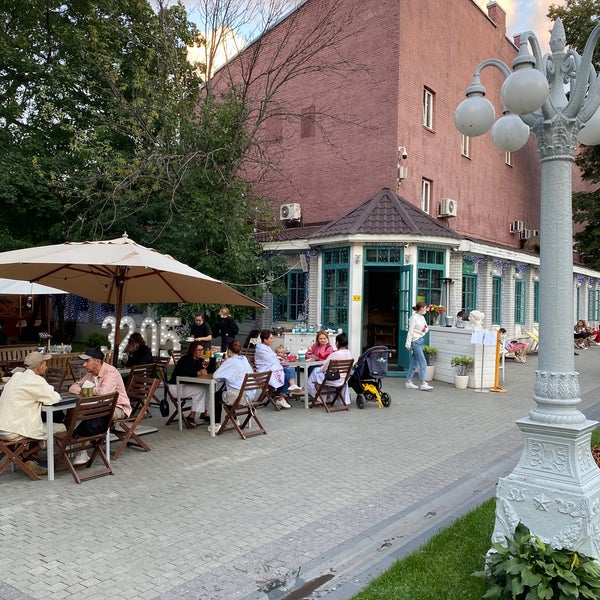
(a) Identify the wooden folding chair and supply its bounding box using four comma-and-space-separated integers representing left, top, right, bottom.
125, 363, 156, 388
240, 347, 256, 370
111, 376, 159, 459
310, 359, 354, 413
54, 392, 118, 484
46, 367, 67, 393
69, 359, 87, 383
0, 437, 41, 481
160, 368, 195, 428
217, 371, 271, 439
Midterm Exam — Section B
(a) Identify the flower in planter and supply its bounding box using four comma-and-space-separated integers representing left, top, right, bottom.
427, 304, 446, 316
422, 345, 438, 365
450, 355, 474, 376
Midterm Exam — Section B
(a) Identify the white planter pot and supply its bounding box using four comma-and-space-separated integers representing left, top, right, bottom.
454, 374, 469, 389
425, 365, 435, 381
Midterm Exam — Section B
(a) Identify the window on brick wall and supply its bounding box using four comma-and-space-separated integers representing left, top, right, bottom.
492, 276, 502, 325
514, 279, 525, 324
421, 178, 431, 213
423, 88, 434, 129
301, 105, 315, 138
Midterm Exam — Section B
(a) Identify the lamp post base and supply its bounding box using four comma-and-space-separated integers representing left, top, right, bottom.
493, 417, 600, 559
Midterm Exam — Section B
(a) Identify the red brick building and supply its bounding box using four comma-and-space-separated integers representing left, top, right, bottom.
218, 0, 600, 369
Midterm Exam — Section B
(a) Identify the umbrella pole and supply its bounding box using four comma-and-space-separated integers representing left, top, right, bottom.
112, 275, 125, 366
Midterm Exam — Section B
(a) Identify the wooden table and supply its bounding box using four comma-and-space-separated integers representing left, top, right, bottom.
283, 360, 324, 408
176, 375, 219, 437
41, 395, 112, 481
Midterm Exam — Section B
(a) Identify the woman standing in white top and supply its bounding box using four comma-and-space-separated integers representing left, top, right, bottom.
405, 302, 433, 390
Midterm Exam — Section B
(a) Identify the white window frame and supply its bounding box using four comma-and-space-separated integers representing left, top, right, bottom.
423, 88, 434, 129
421, 178, 431, 213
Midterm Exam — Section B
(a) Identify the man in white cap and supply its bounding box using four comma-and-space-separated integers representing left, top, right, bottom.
0, 351, 65, 475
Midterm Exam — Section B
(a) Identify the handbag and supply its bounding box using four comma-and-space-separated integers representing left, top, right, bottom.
159, 397, 170, 417
325, 370, 341, 381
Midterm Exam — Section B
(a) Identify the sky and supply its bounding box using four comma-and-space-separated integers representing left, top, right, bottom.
180, 0, 568, 71
474, 0, 566, 48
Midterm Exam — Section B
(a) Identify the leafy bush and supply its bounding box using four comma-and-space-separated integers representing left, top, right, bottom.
82, 332, 110, 350
423, 345, 438, 364
451, 354, 474, 375
475, 522, 600, 600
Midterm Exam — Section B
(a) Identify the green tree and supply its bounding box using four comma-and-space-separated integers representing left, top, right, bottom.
548, 0, 600, 268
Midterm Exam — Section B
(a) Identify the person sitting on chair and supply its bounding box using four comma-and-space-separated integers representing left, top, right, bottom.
168, 341, 210, 426
210, 340, 256, 433
306, 332, 353, 406
0, 351, 65, 476
254, 329, 301, 409
125, 332, 154, 367
499, 328, 528, 363
574, 320, 592, 349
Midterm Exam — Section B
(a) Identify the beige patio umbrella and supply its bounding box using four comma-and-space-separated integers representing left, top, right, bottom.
0, 234, 264, 362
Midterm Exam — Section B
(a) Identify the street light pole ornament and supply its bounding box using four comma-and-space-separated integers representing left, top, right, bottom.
456, 18, 600, 560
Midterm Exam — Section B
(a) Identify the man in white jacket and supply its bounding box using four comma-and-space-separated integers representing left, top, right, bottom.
0, 351, 65, 475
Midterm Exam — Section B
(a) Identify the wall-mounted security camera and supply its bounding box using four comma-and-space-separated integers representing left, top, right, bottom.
398, 146, 408, 160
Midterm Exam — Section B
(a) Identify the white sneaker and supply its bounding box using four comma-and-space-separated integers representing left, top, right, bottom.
73, 450, 90, 466
276, 398, 292, 409
287, 384, 302, 392
207, 423, 221, 434
420, 383, 434, 391
405, 380, 419, 389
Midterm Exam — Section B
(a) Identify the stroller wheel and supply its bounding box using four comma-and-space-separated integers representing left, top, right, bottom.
381, 392, 391, 407
356, 394, 365, 409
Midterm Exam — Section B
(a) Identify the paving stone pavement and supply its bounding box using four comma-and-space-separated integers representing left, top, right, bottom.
2, 349, 600, 600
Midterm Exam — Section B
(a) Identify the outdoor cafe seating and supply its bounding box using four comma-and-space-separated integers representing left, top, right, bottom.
54, 392, 118, 484
0, 436, 40, 481
111, 375, 159, 459
310, 359, 354, 413
217, 371, 271, 440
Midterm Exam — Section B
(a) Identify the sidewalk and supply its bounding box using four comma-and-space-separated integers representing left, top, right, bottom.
1, 349, 600, 600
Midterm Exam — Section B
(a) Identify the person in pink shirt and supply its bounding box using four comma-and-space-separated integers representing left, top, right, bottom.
308, 331, 334, 361
69, 347, 131, 419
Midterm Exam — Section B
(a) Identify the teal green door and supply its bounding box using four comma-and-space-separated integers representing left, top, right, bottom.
398, 265, 413, 369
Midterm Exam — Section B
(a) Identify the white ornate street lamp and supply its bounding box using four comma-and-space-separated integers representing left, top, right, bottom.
456, 19, 600, 558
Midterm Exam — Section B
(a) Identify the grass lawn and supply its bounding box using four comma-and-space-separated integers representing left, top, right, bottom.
351, 428, 600, 599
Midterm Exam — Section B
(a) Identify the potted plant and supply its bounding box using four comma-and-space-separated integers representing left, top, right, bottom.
423, 345, 438, 380
450, 354, 474, 389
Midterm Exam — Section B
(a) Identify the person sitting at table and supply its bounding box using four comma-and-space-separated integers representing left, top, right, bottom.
254, 329, 302, 409
306, 332, 353, 406
210, 340, 255, 433
69, 347, 132, 463
309, 331, 334, 360
168, 341, 210, 426
125, 332, 154, 367
0, 351, 66, 476
190, 312, 213, 351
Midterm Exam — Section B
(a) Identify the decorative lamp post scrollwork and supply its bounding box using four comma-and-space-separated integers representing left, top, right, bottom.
456, 19, 600, 558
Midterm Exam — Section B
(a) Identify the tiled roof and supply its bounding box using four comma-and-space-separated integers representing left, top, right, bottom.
312, 188, 462, 239
254, 224, 326, 243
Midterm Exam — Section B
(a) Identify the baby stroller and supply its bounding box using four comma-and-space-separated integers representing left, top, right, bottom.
348, 345, 392, 409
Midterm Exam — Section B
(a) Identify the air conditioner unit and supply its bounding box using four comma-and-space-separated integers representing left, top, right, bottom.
439, 198, 458, 217
280, 203, 301, 221
510, 220, 524, 233
531, 229, 539, 238
520, 229, 534, 240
